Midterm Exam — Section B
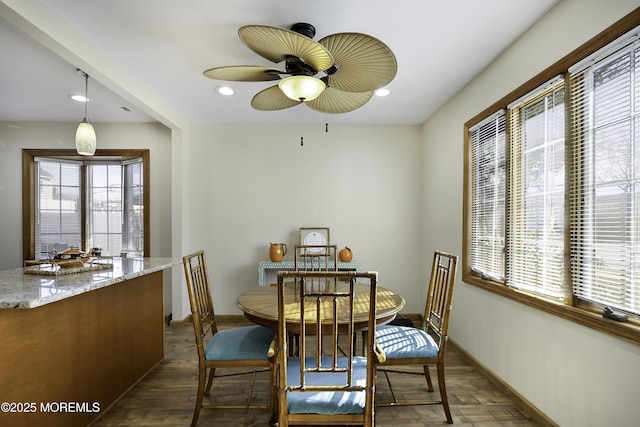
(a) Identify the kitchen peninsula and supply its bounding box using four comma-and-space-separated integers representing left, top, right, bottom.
0, 257, 178, 427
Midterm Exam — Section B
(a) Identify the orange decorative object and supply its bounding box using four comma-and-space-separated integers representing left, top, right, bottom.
54, 247, 95, 269
339, 246, 353, 262
269, 243, 287, 262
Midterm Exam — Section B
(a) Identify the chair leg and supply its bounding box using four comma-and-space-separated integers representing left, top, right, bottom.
204, 367, 215, 395
365, 388, 375, 427
191, 367, 207, 427
437, 362, 453, 424
382, 370, 399, 405
278, 387, 289, 427
423, 364, 434, 392
269, 363, 278, 427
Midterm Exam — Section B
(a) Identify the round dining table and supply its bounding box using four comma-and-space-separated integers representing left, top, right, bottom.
236, 282, 406, 332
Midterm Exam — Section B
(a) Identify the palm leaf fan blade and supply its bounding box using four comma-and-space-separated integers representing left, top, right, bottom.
251, 85, 301, 111
319, 33, 397, 93
203, 65, 282, 82
239, 25, 334, 71
306, 88, 373, 114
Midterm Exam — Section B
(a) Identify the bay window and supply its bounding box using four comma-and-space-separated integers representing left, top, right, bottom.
22, 149, 149, 261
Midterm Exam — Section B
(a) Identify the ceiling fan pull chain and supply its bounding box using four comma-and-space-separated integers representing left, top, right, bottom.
325, 123, 328, 132
300, 107, 305, 146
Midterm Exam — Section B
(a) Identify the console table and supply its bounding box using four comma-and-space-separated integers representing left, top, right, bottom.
258, 260, 362, 286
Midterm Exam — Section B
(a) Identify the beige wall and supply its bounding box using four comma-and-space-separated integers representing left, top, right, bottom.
184, 123, 423, 317
421, 0, 640, 425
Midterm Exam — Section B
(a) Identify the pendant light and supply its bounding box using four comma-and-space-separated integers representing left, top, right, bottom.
75, 70, 96, 156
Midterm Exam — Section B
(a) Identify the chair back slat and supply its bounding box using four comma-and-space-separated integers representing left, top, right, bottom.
295, 275, 356, 388
295, 245, 338, 272
423, 251, 458, 349
183, 250, 218, 360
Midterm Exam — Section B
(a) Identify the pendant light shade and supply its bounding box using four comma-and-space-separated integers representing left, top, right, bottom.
278, 75, 326, 101
75, 70, 96, 156
75, 119, 97, 156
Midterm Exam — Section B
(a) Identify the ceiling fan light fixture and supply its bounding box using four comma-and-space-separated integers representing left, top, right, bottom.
278, 75, 325, 101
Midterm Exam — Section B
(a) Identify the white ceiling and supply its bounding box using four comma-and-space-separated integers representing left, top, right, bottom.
0, 0, 558, 126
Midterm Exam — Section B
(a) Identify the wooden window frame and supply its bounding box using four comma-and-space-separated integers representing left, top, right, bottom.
463, 9, 640, 345
22, 149, 150, 261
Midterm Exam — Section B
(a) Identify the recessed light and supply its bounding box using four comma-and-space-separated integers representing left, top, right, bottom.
215, 86, 234, 96
375, 88, 390, 97
69, 94, 89, 103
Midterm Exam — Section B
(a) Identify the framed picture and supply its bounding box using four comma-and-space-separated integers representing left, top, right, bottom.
299, 227, 330, 253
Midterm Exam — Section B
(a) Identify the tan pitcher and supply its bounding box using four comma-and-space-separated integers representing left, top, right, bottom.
269, 242, 287, 262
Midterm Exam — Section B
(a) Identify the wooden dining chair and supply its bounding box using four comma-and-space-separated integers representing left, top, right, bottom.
375, 250, 458, 424
183, 250, 276, 426
272, 270, 384, 427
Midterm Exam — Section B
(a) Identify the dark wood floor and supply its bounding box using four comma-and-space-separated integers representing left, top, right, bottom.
92, 321, 540, 426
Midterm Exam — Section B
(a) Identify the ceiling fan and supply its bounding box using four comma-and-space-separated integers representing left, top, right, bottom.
203, 22, 397, 114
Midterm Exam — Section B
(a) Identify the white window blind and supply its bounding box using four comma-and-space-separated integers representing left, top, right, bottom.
508, 78, 567, 300
34, 159, 82, 258
469, 111, 506, 281
569, 34, 640, 314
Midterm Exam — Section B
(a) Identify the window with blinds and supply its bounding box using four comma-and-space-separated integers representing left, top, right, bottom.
34, 157, 144, 258
88, 163, 123, 254
469, 112, 506, 281
465, 21, 640, 324
35, 159, 82, 259
569, 32, 640, 315
508, 77, 567, 300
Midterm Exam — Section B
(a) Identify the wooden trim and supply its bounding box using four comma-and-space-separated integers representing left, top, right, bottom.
21, 151, 35, 261
449, 339, 559, 427
141, 149, 151, 257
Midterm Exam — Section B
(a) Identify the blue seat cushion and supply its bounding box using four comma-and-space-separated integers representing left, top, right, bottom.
376, 325, 439, 359
205, 325, 273, 360
286, 356, 367, 415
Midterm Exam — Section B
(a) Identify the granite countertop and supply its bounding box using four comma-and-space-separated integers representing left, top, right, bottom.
0, 257, 180, 309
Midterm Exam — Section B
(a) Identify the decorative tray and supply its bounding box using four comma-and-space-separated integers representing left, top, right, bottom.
23, 258, 114, 276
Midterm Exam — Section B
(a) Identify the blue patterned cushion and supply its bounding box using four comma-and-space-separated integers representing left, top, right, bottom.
286, 356, 367, 415
376, 325, 439, 359
205, 325, 273, 360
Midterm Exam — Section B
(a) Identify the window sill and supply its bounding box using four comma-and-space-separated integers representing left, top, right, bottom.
462, 273, 640, 346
